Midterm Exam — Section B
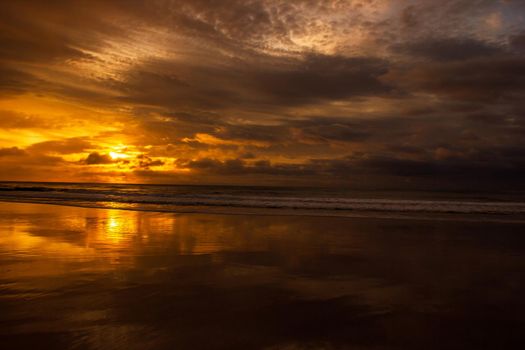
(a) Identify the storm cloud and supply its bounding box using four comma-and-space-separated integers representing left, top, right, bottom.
0, 0, 524, 189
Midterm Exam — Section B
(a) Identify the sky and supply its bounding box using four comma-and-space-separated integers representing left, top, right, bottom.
0, 0, 524, 189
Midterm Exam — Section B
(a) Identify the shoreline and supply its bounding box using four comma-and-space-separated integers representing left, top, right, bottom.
2, 199, 525, 349
1, 198, 525, 224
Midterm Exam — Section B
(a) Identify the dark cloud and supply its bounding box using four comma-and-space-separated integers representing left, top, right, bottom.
248, 55, 391, 104
240, 152, 256, 159
0, 0, 121, 64
1, 0, 525, 188
117, 53, 391, 115
509, 32, 525, 53
27, 138, 93, 155
289, 118, 372, 143
213, 123, 290, 143
400, 5, 419, 28
387, 57, 525, 102
84, 152, 113, 165
181, 157, 315, 177
0, 67, 40, 95
0, 147, 27, 157
393, 38, 502, 61
136, 154, 165, 169
173, 138, 525, 188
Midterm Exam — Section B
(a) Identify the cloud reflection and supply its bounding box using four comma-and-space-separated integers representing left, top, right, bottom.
2, 202, 525, 348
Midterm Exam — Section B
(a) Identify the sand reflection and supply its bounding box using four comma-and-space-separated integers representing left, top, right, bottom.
2, 202, 525, 349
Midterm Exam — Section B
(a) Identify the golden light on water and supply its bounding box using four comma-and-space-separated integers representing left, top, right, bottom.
105, 213, 127, 243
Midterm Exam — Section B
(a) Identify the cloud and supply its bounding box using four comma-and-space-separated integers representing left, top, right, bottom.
0, 147, 27, 157
1, 0, 525, 188
116, 53, 391, 116
0, 0, 120, 64
180, 157, 315, 177
246, 54, 392, 105
385, 57, 525, 102
0, 67, 40, 95
136, 154, 165, 169
509, 32, 525, 53
0, 111, 52, 129
27, 138, 93, 155
172, 139, 525, 189
393, 38, 503, 61
84, 152, 114, 165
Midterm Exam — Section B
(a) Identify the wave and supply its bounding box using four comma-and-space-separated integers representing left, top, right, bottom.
1, 183, 525, 216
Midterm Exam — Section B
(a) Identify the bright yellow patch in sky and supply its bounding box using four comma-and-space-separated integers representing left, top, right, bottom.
109, 151, 129, 160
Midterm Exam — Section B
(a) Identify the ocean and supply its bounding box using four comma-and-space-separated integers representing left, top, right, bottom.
1, 182, 524, 221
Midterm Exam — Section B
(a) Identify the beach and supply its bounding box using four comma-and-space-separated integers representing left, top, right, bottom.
1, 201, 525, 349
2, 0, 525, 348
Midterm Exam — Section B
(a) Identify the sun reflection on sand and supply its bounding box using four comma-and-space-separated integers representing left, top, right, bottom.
0, 204, 164, 278
103, 212, 132, 243
2, 202, 525, 349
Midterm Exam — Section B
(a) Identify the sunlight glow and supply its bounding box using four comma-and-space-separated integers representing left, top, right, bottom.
109, 151, 129, 160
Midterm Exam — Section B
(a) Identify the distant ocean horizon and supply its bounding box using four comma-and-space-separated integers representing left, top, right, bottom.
1, 181, 524, 222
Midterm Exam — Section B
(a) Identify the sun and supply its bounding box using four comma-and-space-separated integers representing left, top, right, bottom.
109, 151, 129, 160
107, 144, 133, 160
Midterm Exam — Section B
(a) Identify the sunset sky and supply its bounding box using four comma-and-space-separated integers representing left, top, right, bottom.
1, 0, 524, 188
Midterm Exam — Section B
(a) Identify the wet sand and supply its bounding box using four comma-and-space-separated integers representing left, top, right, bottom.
1, 202, 525, 349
